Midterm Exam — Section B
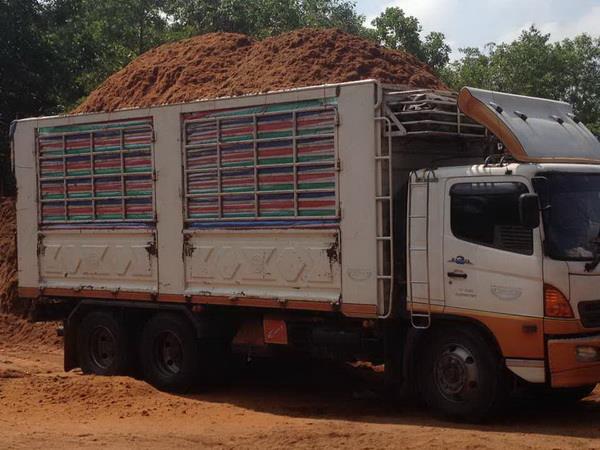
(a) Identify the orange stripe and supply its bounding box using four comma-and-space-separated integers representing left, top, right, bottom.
544, 318, 600, 335
411, 304, 544, 359
447, 307, 544, 359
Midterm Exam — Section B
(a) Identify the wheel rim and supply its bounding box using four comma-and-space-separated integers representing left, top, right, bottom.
434, 343, 480, 403
89, 326, 117, 370
153, 331, 184, 376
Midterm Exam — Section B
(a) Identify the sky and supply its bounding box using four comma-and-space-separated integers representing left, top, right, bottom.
355, 0, 600, 59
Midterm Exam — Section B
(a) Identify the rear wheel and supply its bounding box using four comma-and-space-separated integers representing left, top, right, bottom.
420, 328, 507, 422
77, 310, 128, 375
140, 313, 200, 392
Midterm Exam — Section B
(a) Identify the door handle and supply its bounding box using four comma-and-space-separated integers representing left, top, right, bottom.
447, 271, 467, 279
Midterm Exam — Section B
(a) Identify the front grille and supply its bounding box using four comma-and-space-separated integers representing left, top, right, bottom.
578, 300, 600, 328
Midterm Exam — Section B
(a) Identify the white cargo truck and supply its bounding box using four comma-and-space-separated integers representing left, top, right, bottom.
11, 80, 600, 420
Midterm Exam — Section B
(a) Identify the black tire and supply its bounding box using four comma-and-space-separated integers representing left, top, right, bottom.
77, 310, 128, 376
419, 327, 507, 422
140, 313, 199, 393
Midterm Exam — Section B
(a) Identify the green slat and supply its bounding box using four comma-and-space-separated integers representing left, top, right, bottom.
258, 183, 293, 191
298, 210, 335, 216
257, 157, 293, 165
297, 182, 335, 190
222, 186, 254, 193
220, 134, 254, 143
297, 154, 333, 162
69, 215, 94, 220
257, 131, 293, 139
223, 212, 255, 218
126, 190, 152, 196
297, 127, 334, 136
124, 167, 152, 173
68, 193, 92, 198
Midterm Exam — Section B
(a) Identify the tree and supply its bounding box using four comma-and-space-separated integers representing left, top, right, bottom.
44, 0, 171, 107
371, 7, 422, 55
0, 0, 59, 193
370, 7, 451, 71
442, 26, 600, 134
165, 0, 365, 38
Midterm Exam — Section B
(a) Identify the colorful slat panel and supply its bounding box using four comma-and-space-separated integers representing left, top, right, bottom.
183, 98, 338, 228
37, 118, 154, 225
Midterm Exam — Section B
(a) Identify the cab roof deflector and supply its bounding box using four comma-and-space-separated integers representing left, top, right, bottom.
458, 87, 600, 163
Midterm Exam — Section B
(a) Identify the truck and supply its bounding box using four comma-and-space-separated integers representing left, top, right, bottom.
11, 80, 600, 421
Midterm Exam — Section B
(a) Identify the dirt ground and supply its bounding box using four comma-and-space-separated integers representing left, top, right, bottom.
0, 315, 600, 449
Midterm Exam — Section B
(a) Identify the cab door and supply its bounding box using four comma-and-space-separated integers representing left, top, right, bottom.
443, 178, 544, 317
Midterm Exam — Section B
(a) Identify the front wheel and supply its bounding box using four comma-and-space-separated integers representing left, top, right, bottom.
419, 328, 507, 422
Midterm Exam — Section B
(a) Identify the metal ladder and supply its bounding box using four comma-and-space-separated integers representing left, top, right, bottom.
374, 116, 394, 318
407, 169, 435, 329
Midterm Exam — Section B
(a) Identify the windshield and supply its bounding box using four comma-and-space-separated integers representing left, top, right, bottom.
534, 173, 600, 260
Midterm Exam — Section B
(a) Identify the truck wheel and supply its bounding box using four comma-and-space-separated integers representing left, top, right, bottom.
140, 313, 199, 393
420, 328, 507, 422
77, 310, 128, 376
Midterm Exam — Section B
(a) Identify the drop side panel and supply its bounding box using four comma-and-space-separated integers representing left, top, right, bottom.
184, 229, 340, 301
39, 229, 157, 292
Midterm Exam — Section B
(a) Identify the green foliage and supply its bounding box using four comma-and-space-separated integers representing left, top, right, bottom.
370, 7, 450, 71
164, 0, 364, 38
443, 26, 600, 134
0, 0, 57, 193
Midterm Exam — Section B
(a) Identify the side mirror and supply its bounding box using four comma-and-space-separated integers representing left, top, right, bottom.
519, 193, 540, 229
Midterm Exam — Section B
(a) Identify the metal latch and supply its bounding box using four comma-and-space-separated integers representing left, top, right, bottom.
145, 234, 158, 256
183, 234, 195, 257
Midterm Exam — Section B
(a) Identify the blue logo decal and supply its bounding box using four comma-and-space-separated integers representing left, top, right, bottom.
449, 256, 472, 265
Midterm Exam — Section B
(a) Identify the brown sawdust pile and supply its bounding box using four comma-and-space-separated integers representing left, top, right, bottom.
0, 314, 61, 351
74, 28, 446, 113
0, 197, 17, 315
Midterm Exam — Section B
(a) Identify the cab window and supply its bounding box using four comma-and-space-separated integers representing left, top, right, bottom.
450, 182, 533, 255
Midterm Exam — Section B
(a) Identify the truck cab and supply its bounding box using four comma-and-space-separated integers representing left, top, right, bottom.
400, 88, 600, 418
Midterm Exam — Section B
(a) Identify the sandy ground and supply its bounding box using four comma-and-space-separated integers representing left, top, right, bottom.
1, 318, 600, 449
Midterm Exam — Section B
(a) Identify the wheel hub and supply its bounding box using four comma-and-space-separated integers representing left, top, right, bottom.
89, 326, 117, 370
154, 331, 184, 376
434, 344, 479, 403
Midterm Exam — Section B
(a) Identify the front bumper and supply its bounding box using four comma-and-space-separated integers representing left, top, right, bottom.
548, 334, 600, 388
